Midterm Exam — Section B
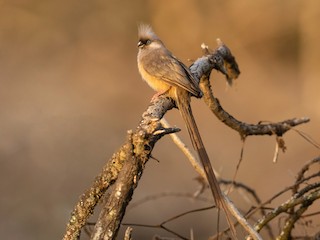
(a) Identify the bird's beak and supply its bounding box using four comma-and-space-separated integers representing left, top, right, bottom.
137, 41, 143, 48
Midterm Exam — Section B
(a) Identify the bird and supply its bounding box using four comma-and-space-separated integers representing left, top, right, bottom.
136, 24, 236, 237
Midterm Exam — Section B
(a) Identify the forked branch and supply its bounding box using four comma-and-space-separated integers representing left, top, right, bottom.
63, 39, 311, 240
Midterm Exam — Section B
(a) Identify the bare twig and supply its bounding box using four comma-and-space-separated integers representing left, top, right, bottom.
246, 161, 320, 221
293, 156, 320, 194
214, 180, 274, 240
277, 200, 313, 240
190, 42, 309, 139
253, 185, 320, 234
197, 74, 310, 139
291, 129, 320, 149
160, 119, 262, 239
231, 138, 246, 187
128, 192, 212, 210
124, 206, 215, 240
160, 118, 211, 180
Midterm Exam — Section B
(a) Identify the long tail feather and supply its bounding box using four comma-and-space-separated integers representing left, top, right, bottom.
175, 92, 237, 238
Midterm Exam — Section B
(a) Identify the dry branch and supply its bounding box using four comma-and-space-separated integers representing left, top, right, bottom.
190, 41, 309, 140
63, 39, 312, 240
63, 97, 177, 240
254, 187, 320, 234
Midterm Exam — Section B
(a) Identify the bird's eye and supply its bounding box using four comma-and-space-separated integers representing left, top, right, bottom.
146, 39, 151, 45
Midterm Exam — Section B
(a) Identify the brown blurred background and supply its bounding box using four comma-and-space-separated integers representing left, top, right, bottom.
0, 0, 319, 239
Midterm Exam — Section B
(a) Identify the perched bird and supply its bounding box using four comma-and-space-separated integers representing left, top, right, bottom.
137, 24, 236, 237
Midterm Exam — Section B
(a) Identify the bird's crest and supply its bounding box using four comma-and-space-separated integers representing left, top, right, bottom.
138, 23, 159, 41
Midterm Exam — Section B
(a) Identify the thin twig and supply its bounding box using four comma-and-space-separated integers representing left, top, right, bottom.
231, 138, 246, 189
293, 156, 320, 194
128, 192, 212, 211
246, 169, 320, 220
292, 129, 320, 149
160, 119, 262, 239
253, 187, 320, 233
124, 206, 215, 240
277, 200, 313, 240
160, 118, 213, 180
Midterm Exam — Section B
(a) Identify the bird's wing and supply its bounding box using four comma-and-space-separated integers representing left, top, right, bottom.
142, 48, 201, 97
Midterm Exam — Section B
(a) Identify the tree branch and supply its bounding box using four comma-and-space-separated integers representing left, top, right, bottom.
63, 97, 177, 240
63, 39, 312, 240
253, 186, 320, 234
190, 40, 309, 140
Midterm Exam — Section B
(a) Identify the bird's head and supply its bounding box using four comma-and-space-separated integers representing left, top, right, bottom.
137, 24, 163, 50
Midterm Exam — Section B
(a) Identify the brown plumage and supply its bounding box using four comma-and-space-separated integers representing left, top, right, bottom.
137, 24, 236, 238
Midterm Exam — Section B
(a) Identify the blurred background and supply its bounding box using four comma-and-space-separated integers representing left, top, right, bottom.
0, 0, 319, 239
